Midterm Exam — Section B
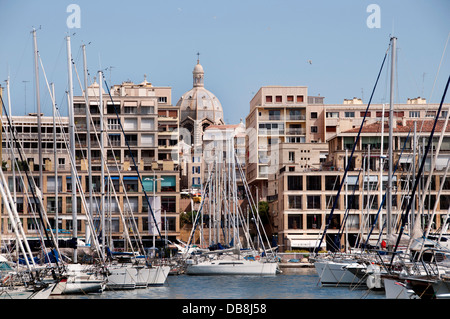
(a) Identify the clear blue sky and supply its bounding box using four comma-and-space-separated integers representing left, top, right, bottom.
1, 0, 449, 124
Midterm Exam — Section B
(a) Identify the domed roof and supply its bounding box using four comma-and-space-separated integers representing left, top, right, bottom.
177, 61, 224, 125
193, 63, 204, 74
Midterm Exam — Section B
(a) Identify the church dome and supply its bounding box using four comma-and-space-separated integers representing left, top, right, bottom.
177, 60, 224, 125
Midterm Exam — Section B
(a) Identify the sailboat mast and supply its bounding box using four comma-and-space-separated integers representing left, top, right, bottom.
66, 35, 77, 263
387, 36, 396, 249
82, 44, 93, 246
6, 78, 17, 208
51, 83, 59, 245
32, 29, 43, 194
99, 70, 106, 256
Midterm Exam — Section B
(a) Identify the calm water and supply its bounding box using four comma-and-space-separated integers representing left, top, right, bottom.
51, 268, 385, 299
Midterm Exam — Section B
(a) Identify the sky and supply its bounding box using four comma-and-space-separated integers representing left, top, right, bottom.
0, 0, 449, 124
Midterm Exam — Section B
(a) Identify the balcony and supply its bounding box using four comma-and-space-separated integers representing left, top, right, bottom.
286, 128, 306, 135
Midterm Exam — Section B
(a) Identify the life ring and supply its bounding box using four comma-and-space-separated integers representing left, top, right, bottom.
255, 256, 260, 260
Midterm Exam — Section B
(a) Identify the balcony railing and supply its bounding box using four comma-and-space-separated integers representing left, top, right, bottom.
286, 128, 306, 135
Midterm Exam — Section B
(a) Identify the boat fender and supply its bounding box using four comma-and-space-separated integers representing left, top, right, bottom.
366, 275, 376, 289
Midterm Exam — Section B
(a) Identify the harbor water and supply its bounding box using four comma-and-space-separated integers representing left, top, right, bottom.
50, 268, 385, 300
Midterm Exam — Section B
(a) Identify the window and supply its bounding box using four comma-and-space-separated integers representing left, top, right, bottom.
124, 107, 137, 114
409, 111, 420, 118
288, 214, 302, 229
311, 126, 318, 133
265, 96, 272, 103
307, 195, 321, 209
108, 134, 121, 147
158, 97, 167, 103
141, 118, 155, 130
287, 95, 294, 102
161, 196, 176, 212
345, 175, 359, 191
288, 196, 302, 209
107, 118, 120, 130
46, 176, 62, 192
161, 176, 176, 192
347, 214, 360, 229
325, 176, 340, 190
268, 110, 281, 120
325, 195, 339, 209
123, 118, 137, 130
124, 197, 139, 213
162, 216, 176, 231
287, 176, 302, 190
363, 175, 378, 190
142, 177, 157, 192
426, 111, 436, 118
325, 214, 341, 229
141, 134, 154, 146
307, 214, 321, 229
307, 176, 321, 190
344, 137, 354, 150
345, 112, 355, 118
124, 177, 138, 192
310, 112, 318, 119
289, 110, 303, 121
275, 96, 282, 103
361, 111, 371, 117
288, 152, 295, 163
125, 134, 138, 146
326, 112, 339, 118
141, 106, 155, 114
440, 195, 450, 210
296, 95, 304, 103
363, 195, 378, 210
347, 195, 359, 210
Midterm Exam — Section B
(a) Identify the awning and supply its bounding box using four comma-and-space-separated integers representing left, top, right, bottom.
141, 100, 155, 106
123, 176, 138, 180
289, 239, 326, 248
399, 157, 413, 163
124, 101, 138, 106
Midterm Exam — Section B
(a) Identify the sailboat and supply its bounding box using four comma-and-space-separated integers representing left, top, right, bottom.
183, 137, 279, 276
311, 37, 399, 288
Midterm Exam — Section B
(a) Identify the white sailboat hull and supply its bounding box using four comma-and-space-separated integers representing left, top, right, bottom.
314, 260, 361, 286
106, 264, 137, 290
106, 264, 170, 289
146, 266, 170, 286
135, 265, 170, 287
0, 283, 56, 299
186, 259, 278, 276
383, 277, 418, 299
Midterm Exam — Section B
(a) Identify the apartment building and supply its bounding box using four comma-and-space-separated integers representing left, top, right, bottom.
245, 86, 328, 199
323, 97, 447, 142
271, 118, 450, 251
72, 79, 180, 246
0, 78, 181, 248
1, 114, 71, 241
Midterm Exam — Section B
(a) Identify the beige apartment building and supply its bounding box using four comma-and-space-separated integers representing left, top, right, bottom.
72, 79, 181, 247
270, 117, 450, 252
0, 78, 181, 249
245, 86, 328, 200
246, 85, 450, 251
